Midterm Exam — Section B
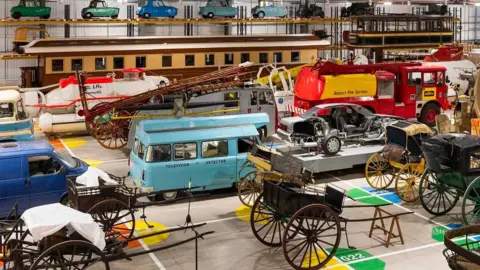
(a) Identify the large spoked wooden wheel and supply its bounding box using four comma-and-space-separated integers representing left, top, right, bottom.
87, 199, 135, 242
365, 153, 396, 190
30, 240, 110, 270
238, 171, 263, 207
395, 163, 425, 202
250, 192, 285, 247
419, 169, 460, 216
94, 111, 131, 150
282, 204, 341, 270
462, 176, 480, 225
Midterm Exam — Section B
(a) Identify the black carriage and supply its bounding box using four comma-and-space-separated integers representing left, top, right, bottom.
365, 120, 433, 202
420, 133, 480, 224
0, 175, 214, 269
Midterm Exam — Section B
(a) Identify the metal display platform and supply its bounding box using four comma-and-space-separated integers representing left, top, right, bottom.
276, 144, 384, 174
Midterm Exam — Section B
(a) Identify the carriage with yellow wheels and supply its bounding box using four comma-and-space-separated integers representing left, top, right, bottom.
237, 143, 310, 207
365, 120, 434, 202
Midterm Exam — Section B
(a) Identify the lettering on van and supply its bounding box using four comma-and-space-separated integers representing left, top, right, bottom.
166, 163, 190, 168
206, 159, 226, 165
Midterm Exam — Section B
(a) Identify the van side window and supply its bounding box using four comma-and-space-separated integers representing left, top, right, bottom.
202, 140, 228, 158
28, 156, 62, 176
133, 139, 145, 160
146, 145, 171, 162
174, 143, 197, 160
238, 137, 256, 153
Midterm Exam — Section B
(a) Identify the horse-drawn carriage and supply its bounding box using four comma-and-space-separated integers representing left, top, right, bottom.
0, 173, 213, 269
365, 120, 434, 202
443, 225, 480, 270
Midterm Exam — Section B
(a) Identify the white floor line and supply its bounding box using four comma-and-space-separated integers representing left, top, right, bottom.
125, 220, 166, 270
326, 173, 449, 230
59, 138, 76, 157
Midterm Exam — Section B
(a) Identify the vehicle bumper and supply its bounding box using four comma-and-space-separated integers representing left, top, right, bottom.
276, 129, 292, 141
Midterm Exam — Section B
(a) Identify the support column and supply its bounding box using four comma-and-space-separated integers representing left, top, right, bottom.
127, 5, 135, 37
184, 5, 193, 36
64, 5, 70, 38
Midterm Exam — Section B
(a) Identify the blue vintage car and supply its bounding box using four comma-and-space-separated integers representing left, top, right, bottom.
0, 141, 89, 217
199, 0, 236, 18
138, 0, 177, 19
128, 114, 269, 200
251, 2, 287, 18
0, 90, 34, 142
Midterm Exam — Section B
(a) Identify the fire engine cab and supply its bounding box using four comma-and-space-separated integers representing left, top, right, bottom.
293, 61, 449, 126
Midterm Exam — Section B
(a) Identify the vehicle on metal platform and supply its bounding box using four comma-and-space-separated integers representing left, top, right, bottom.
293, 61, 450, 126
251, 1, 287, 18
0, 141, 89, 217
200, 0, 236, 18
295, 0, 324, 18
0, 89, 34, 142
23, 68, 169, 135
82, 0, 120, 19
129, 119, 267, 200
10, 0, 51, 19
138, 0, 178, 19
278, 103, 402, 155
340, 2, 374, 17
13, 27, 50, 54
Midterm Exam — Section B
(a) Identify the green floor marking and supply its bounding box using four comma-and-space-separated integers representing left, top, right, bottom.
453, 238, 480, 250
347, 188, 371, 199
356, 196, 389, 205
350, 259, 386, 270
326, 248, 385, 270
432, 226, 449, 242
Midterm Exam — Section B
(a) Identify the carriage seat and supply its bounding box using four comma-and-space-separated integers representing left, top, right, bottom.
325, 185, 345, 214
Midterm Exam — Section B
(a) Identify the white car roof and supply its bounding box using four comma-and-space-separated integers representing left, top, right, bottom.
0, 90, 21, 102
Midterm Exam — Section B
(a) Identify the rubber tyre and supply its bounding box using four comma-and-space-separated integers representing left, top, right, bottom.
256, 127, 265, 141
83, 13, 93, 19
257, 11, 265, 19
419, 103, 440, 127
12, 12, 21, 19
207, 12, 214, 18
143, 13, 151, 19
41, 14, 50, 19
111, 15, 118, 19
322, 135, 341, 156
163, 191, 177, 200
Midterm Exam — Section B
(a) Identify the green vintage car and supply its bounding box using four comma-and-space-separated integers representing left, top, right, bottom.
11, 0, 51, 19
82, 0, 120, 19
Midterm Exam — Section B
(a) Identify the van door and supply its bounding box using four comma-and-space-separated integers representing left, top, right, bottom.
198, 139, 237, 189
0, 156, 29, 217
257, 90, 276, 136
26, 155, 67, 208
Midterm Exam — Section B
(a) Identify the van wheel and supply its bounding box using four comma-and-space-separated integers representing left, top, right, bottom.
111, 15, 118, 19
257, 11, 265, 18
162, 191, 177, 200
12, 12, 21, 19
41, 14, 50, 19
59, 194, 69, 206
257, 128, 265, 140
207, 12, 214, 18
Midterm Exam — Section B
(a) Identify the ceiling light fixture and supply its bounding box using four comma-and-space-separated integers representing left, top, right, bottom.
384, 1, 392, 5
475, 2, 480, 6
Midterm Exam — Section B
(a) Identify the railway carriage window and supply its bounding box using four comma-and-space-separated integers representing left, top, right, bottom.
95, 57, 106, 70
113, 57, 124, 69
17, 100, 28, 120
205, 54, 215, 66
51, 59, 64, 72
71, 59, 83, 71
136, 56, 147, 68
146, 144, 171, 163
407, 72, 422, 86
225, 54, 234, 65
185, 55, 195, 67
259, 53, 268, 64
423, 72, 436, 86
291, 52, 300, 62
162, 55, 172, 67
273, 52, 282, 63
241, 53, 250, 63
174, 143, 197, 160
201, 140, 228, 158
237, 137, 256, 154
28, 156, 62, 177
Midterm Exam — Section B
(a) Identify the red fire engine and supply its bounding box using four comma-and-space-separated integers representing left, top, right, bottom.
293, 61, 449, 126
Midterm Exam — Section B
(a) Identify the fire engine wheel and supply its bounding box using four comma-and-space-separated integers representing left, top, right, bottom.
365, 153, 396, 190
419, 103, 440, 127
94, 111, 131, 150
322, 136, 341, 156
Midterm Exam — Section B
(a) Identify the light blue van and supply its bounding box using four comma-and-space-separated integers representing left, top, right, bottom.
0, 90, 34, 142
129, 120, 264, 200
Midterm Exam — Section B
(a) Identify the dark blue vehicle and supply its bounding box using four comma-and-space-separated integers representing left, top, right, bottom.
138, 0, 177, 19
0, 141, 88, 217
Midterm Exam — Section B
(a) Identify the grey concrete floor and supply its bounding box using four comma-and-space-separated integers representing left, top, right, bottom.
49, 133, 459, 270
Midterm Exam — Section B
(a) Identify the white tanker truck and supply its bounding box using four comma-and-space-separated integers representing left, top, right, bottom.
22, 68, 169, 134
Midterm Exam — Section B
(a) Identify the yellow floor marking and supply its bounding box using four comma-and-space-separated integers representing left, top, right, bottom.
301, 250, 342, 268
127, 221, 170, 246
82, 159, 103, 167
235, 205, 268, 224
61, 138, 86, 148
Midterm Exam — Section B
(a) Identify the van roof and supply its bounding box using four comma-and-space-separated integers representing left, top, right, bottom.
0, 90, 21, 102
0, 141, 53, 157
137, 113, 269, 134
139, 124, 259, 145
